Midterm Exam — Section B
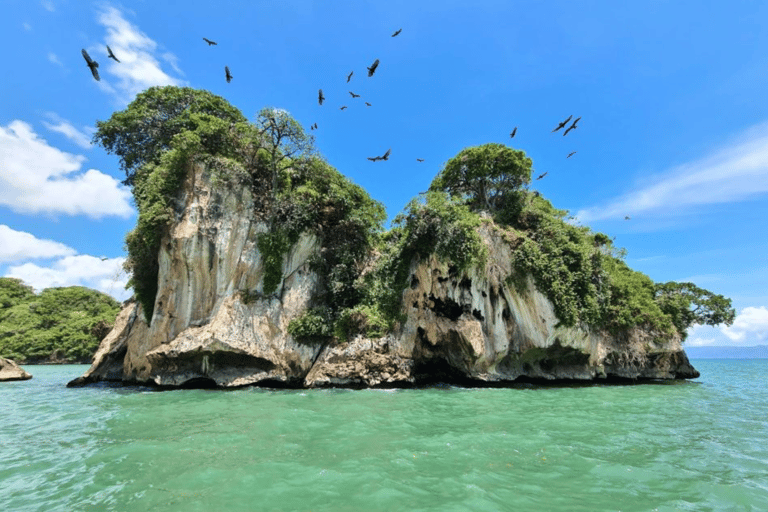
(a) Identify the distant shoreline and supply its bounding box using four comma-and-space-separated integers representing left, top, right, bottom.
685, 345, 768, 359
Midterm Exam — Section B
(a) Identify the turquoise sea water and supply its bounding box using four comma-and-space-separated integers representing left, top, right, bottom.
2, 361, 767, 511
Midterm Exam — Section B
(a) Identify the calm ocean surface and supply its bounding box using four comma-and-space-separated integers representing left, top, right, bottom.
2, 360, 767, 511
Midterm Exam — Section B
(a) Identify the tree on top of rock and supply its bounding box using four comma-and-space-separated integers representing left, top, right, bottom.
93, 86, 247, 186
429, 143, 532, 215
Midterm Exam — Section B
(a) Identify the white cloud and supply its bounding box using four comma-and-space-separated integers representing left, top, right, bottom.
23, 22, 32, 31
42, 113, 93, 149
47, 52, 64, 67
41, 0, 55, 12
0, 225, 77, 263
96, 6, 184, 103
0, 120, 133, 218
6, 255, 131, 302
720, 306, 768, 343
576, 121, 768, 223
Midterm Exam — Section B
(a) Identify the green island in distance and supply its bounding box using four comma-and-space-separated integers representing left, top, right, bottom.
1, 86, 737, 376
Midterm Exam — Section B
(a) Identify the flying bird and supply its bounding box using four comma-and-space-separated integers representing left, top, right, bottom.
81, 49, 100, 81
225, 66, 232, 83
536, 172, 548, 180
347, 71, 353, 82
392, 28, 402, 37
349, 91, 360, 98
367, 58, 380, 77
318, 89, 325, 105
340, 106, 347, 110
563, 117, 581, 136
624, 216, 631, 220
416, 158, 424, 162
203, 37, 217, 46
313, 123, 318, 130
552, 115, 573, 133
365, 102, 372, 107
567, 151, 577, 158
510, 127, 517, 138
106, 45, 120, 62
100, 257, 109, 261
368, 148, 391, 161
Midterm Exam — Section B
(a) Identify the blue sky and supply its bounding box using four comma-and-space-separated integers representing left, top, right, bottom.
1, 0, 767, 346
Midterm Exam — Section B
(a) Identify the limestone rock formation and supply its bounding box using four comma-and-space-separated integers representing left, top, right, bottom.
70, 160, 698, 389
0, 357, 32, 382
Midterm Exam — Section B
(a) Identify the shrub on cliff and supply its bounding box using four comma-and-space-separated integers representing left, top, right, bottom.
0, 279, 121, 363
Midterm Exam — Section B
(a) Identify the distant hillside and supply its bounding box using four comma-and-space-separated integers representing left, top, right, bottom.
0, 278, 122, 364
685, 345, 768, 359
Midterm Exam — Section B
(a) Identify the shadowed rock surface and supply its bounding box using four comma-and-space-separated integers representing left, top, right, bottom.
70, 160, 698, 389
0, 357, 32, 381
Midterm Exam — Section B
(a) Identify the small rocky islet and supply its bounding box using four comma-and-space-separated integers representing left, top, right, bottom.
69, 86, 733, 389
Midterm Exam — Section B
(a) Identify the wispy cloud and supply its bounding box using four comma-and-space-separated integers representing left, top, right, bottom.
576, 121, 768, 223
721, 306, 768, 343
0, 225, 76, 263
0, 120, 133, 218
6, 255, 131, 301
42, 113, 93, 149
96, 5, 184, 103
47, 52, 64, 67
41, 0, 55, 12
23, 22, 32, 31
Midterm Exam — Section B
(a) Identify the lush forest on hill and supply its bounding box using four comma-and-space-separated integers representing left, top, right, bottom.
0, 278, 121, 363
91, 85, 735, 345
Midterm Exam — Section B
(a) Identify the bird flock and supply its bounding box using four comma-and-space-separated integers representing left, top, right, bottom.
80, 28, 621, 216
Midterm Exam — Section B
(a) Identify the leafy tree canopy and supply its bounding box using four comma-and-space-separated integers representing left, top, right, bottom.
0, 277, 35, 310
429, 143, 532, 214
93, 86, 247, 186
0, 281, 121, 363
654, 281, 735, 336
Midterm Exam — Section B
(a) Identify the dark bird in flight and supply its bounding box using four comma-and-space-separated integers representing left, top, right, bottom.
365, 102, 372, 107
392, 28, 402, 37
624, 215, 631, 220
567, 151, 577, 158
552, 115, 573, 133
100, 257, 109, 261
510, 127, 517, 138
536, 172, 548, 180
367, 148, 391, 161
313, 123, 318, 129
416, 158, 424, 162
318, 89, 325, 105
367, 58, 380, 77
81, 49, 100, 81
310, 123, 317, 130
563, 117, 581, 136
106, 45, 120, 62
340, 106, 348, 110
349, 91, 360, 98
225, 66, 232, 83
203, 37, 217, 46
347, 71, 353, 82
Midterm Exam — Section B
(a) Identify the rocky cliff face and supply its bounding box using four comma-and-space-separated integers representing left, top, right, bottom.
70, 161, 698, 388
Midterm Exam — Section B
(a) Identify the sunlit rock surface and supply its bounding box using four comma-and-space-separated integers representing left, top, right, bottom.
0, 357, 32, 382
71, 162, 698, 389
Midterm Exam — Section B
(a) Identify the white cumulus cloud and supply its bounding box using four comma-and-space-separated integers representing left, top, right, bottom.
0, 120, 133, 218
576, 121, 768, 223
0, 225, 77, 263
6, 255, 131, 302
720, 306, 768, 343
42, 113, 93, 149
96, 6, 184, 103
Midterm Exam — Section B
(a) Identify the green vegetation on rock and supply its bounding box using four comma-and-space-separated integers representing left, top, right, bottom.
0, 278, 121, 363
94, 85, 733, 345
